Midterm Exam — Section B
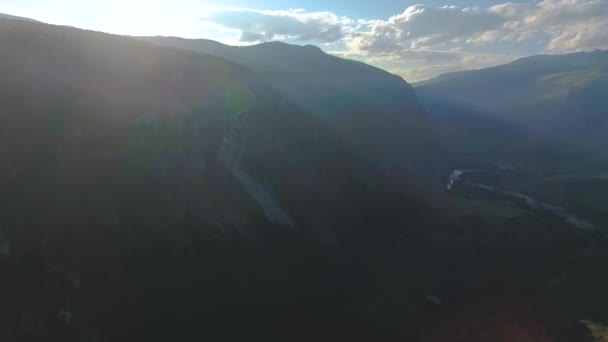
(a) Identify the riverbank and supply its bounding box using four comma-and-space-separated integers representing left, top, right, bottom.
446, 169, 597, 230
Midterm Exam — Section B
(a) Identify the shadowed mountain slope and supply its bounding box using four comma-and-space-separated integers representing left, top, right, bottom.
416, 50, 608, 150
0, 17, 442, 342
139, 36, 445, 187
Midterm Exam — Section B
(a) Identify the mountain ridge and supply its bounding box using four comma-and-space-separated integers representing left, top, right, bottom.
415, 49, 608, 152
416, 49, 608, 87
0, 17, 446, 341
140, 35, 445, 189
0, 12, 41, 23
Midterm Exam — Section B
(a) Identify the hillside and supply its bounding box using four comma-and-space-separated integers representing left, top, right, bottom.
139, 36, 445, 187
0, 18, 444, 341
416, 50, 608, 151
0, 12, 40, 22
415, 50, 608, 230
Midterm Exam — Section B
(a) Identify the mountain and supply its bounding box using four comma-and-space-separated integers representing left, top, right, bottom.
139, 36, 444, 188
2, 16, 608, 342
415, 50, 608, 230
0, 12, 40, 23
0, 16, 447, 342
416, 50, 608, 151
1, 18, 430, 239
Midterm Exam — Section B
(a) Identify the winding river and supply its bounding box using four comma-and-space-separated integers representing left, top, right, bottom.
446, 170, 596, 230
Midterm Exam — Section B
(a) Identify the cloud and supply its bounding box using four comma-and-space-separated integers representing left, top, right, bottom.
526, 0, 608, 28
203, 1, 608, 80
203, 8, 352, 43
380, 52, 520, 82
460, 53, 520, 69
346, 5, 507, 56
482, 0, 608, 51
526, 0, 608, 52
345, 0, 608, 55
546, 21, 608, 52
489, 2, 529, 19
331, 47, 520, 82
333, 4, 522, 81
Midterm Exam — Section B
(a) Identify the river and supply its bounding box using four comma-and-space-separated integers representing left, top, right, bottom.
446, 170, 596, 230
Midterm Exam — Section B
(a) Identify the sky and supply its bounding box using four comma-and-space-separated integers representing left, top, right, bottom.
3, 0, 608, 82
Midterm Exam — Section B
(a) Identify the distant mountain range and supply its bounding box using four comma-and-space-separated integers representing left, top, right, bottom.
415, 49, 608, 237
416, 50, 608, 151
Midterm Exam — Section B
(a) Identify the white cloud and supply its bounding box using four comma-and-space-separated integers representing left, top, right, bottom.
482, 0, 608, 51
389, 64, 463, 83
5, 0, 607, 80
378, 51, 520, 82
546, 20, 608, 52
344, 4, 508, 58
526, 0, 608, 28
203, 8, 352, 43
527, 0, 608, 52
203, 1, 608, 80
489, 2, 529, 19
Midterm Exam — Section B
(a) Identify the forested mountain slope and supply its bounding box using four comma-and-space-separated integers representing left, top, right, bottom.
0, 18, 436, 341
416, 50, 608, 150
140, 36, 445, 186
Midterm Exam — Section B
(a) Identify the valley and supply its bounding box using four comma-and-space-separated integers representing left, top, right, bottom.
1, 10, 608, 342
446, 168, 598, 230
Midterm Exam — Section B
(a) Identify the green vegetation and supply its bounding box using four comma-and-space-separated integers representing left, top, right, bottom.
582, 320, 608, 342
